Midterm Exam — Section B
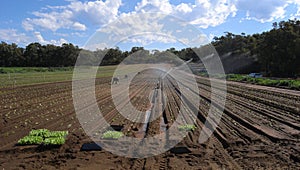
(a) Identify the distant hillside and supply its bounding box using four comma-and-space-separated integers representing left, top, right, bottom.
220, 52, 260, 74
188, 51, 260, 74
212, 19, 300, 77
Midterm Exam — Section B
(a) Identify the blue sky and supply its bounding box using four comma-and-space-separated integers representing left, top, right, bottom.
0, 0, 300, 50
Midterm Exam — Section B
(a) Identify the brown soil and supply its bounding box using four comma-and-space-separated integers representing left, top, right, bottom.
0, 69, 300, 170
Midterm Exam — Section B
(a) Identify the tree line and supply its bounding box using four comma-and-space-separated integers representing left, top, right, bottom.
1, 19, 300, 77
0, 42, 199, 67
212, 19, 300, 77
0, 42, 80, 67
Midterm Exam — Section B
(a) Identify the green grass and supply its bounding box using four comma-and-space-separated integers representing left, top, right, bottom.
0, 64, 161, 88
227, 74, 300, 90
0, 67, 73, 73
0, 66, 117, 87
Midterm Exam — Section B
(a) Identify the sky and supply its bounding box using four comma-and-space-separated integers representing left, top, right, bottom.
0, 0, 300, 51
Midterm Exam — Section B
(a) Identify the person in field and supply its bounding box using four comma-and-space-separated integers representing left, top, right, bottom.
111, 77, 119, 84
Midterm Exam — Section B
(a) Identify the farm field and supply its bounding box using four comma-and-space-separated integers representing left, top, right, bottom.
0, 66, 117, 88
0, 67, 300, 169
226, 74, 300, 90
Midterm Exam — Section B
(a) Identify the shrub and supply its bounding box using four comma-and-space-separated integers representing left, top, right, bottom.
291, 81, 300, 90
0, 68, 7, 74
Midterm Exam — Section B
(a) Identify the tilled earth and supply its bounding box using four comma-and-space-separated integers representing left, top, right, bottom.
0, 69, 300, 170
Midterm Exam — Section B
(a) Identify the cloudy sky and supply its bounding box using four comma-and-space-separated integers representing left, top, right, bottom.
1, 0, 300, 50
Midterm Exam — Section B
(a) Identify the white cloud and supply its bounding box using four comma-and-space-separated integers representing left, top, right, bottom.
238, 0, 289, 23
23, 10, 86, 31
68, 0, 121, 24
175, 3, 193, 13
73, 22, 87, 31
56, 38, 68, 45
195, 0, 211, 8
23, 0, 121, 32
90, 12, 210, 50
53, 32, 88, 38
126, 34, 177, 46
186, 0, 237, 28
134, 0, 237, 28
0, 29, 68, 46
34, 32, 68, 45
0, 29, 31, 44
99, 13, 166, 42
83, 13, 178, 50
21, 0, 238, 47
287, 0, 300, 17
20, 1, 300, 31
20, 0, 300, 48
34, 31, 47, 44
22, 19, 35, 31
135, 0, 173, 13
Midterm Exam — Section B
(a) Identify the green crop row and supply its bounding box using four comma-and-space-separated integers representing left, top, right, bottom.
178, 124, 196, 131
29, 129, 50, 137
43, 131, 69, 138
17, 129, 68, 146
43, 137, 66, 145
102, 131, 124, 139
227, 74, 300, 90
18, 136, 43, 145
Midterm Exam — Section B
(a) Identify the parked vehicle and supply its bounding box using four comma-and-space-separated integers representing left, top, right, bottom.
248, 73, 263, 78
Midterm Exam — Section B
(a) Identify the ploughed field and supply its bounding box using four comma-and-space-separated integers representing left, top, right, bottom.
0, 69, 300, 169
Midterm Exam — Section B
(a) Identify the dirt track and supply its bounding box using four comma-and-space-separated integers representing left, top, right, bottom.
0, 69, 300, 169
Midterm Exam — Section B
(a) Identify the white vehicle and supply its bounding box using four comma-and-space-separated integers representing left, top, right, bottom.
248, 73, 263, 78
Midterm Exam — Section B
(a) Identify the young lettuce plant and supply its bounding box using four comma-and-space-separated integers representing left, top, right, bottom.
178, 124, 196, 131
102, 131, 124, 139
